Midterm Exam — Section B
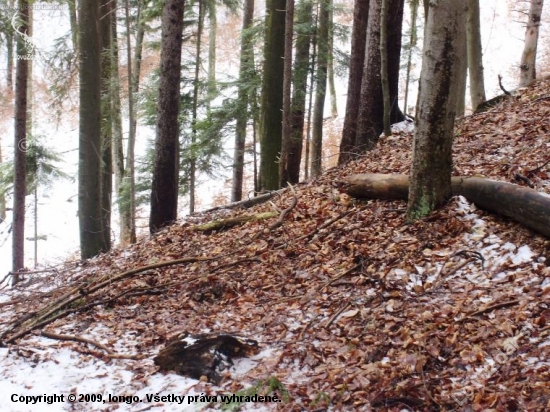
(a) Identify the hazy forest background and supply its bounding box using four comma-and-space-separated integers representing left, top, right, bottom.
0, 0, 548, 275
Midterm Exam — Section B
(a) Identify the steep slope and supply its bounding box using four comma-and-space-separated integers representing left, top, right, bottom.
1, 79, 550, 411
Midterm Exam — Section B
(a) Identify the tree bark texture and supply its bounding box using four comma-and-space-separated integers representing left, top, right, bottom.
279, 0, 295, 187
79, 0, 109, 259
287, 0, 313, 183
407, 0, 466, 221
259, 0, 286, 190
232, 0, 255, 201
339, 0, 369, 165
380, 0, 391, 136
150, 0, 185, 233
347, 173, 550, 239
100, 0, 113, 251
466, 0, 486, 111
12, 0, 29, 282
310, 0, 330, 178
519, 0, 544, 87
355, 0, 404, 153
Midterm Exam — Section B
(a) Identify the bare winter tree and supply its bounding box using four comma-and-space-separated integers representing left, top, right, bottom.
519, 0, 544, 87
407, 0, 466, 221
467, 0, 486, 110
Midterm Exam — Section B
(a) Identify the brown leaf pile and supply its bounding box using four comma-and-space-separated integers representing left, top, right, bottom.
3, 79, 550, 411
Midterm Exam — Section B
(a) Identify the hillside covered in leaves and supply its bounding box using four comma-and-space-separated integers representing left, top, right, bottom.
1, 79, 550, 411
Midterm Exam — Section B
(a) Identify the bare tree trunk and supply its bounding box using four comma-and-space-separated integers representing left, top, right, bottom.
232, 0, 255, 201
339, 0, 369, 165
287, 0, 313, 184
327, 0, 338, 119
259, 0, 286, 190
407, 1, 466, 221
12, 0, 30, 283
304, 34, 315, 181
403, 0, 419, 116
0, 143, 6, 221
310, 0, 329, 178
380, 0, 391, 136
100, 0, 113, 251
190, 1, 205, 214
519, 0, 544, 87
207, 1, 217, 111
79, 0, 108, 258
69, 0, 78, 51
124, 0, 138, 242
467, 0, 486, 110
6, 0, 15, 90
279, 0, 295, 187
149, 0, 185, 233
231, 0, 255, 201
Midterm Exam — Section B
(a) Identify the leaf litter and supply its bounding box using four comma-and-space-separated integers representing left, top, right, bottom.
1, 80, 550, 411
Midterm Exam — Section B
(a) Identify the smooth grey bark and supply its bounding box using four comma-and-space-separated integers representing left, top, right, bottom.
12, 0, 29, 283
310, 0, 329, 178
407, 1, 466, 221
231, 0, 255, 201
69, 0, 78, 51
79, 0, 108, 258
467, 0, 486, 110
519, 0, 544, 87
259, 0, 286, 190
403, 0, 419, 116
327, 0, 337, 118
339, 0, 369, 165
207, 0, 217, 110
279, 0, 295, 187
150, 0, 185, 233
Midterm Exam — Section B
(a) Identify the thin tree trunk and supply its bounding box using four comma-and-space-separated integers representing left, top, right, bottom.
339, 0, 369, 165
310, 0, 329, 178
519, 0, 544, 87
190, 1, 205, 214
279, 0, 295, 187
467, 0, 486, 110
327, 0, 337, 119
231, 0, 255, 201
79, 0, 107, 258
150, 0, 185, 232
33, 185, 37, 267
101, 0, 113, 251
0, 143, 6, 221
207, 1, 217, 111
6, 0, 14, 90
407, 1, 466, 221
259, 0, 286, 190
304, 33, 316, 181
403, 0, 418, 116
288, 0, 313, 184
69, 0, 78, 51
12, 0, 30, 283
380, 0, 391, 136
124, 0, 137, 242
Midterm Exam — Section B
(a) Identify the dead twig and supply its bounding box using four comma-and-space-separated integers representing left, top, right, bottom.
325, 302, 352, 329
462, 300, 520, 321
41, 330, 113, 353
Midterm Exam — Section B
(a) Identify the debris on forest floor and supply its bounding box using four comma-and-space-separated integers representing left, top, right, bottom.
1, 79, 550, 411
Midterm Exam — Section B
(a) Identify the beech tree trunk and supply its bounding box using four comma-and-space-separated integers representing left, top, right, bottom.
310, 0, 329, 178
347, 173, 550, 239
519, 0, 544, 87
231, 0, 255, 201
338, 0, 369, 165
150, 0, 185, 233
287, 0, 313, 184
259, 0, 286, 190
279, 0, 295, 187
467, 0, 486, 111
403, 0, 419, 116
407, 0, 466, 221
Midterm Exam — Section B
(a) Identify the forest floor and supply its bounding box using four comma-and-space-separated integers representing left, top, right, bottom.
1, 79, 550, 412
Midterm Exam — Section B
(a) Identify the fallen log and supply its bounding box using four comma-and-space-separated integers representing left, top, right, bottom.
193, 212, 278, 232
345, 173, 550, 238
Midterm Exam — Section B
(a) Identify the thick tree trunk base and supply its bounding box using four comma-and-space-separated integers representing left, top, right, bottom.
345, 173, 550, 238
